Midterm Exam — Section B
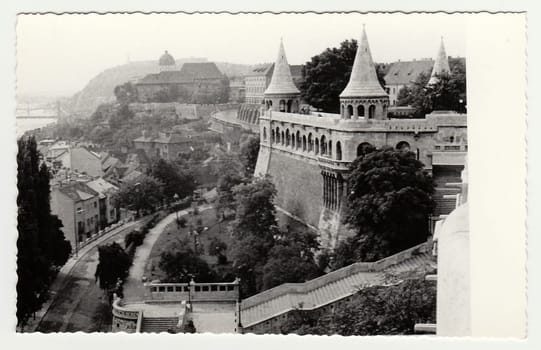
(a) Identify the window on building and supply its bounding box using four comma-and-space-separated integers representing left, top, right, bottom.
358, 105, 365, 117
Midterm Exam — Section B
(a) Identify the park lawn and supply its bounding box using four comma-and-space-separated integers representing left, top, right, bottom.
143, 206, 235, 282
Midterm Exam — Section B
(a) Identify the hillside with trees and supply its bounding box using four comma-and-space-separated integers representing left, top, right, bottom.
66, 60, 256, 116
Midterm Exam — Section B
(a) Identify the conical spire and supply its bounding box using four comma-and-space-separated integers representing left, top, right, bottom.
264, 39, 300, 95
428, 37, 451, 85
340, 25, 387, 98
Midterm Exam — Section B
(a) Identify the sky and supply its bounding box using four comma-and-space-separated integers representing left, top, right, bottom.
16, 12, 467, 97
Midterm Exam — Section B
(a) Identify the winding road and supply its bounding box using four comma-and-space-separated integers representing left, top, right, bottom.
33, 218, 149, 333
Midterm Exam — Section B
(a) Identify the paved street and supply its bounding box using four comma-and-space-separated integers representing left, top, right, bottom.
33, 219, 148, 333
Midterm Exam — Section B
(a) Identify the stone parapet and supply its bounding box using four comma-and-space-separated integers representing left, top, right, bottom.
240, 243, 428, 310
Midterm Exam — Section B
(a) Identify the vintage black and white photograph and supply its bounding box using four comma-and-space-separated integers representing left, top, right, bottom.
12, 11, 526, 339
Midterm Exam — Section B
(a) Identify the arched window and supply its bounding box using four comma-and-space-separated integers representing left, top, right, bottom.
286, 129, 290, 146
357, 142, 375, 157
315, 138, 320, 155
336, 141, 342, 160
263, 127, 267, 141
321, 135, 327, 155
279, 100, 286, 112
341, 104, 345, 116
358, 105, 365, 117
396, 141, 411, 152
296, 131, 301, 149
291, 134, 295, 149
303, 135, 307, 151
368, 105, 376, 119
347, 105, 354, 118
287, 100, 292, 113
328, 140, 333, 157
271, 129, 275, 143
276, 127, 280, 143
308, 133, 313, 152
281, 131, 285, 145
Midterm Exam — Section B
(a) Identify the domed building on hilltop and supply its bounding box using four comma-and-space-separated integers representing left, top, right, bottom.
133, 50, 228, 104
158, 50, 177, 72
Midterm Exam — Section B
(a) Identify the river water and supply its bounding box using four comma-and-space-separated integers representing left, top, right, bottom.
16, 118, 57, 137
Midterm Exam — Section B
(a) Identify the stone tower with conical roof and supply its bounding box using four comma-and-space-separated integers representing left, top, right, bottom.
428, 37, 451, 85
264, 39, 301, 113
339, 26, 389, 120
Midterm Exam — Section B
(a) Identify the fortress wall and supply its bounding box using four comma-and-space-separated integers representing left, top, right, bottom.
266, 150, 323, 228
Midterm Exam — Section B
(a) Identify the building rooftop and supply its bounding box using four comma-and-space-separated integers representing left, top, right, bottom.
86, 178, 118, 199
56, 182, 99, 202
136, 62, 223, 85
384, 59, 434, 86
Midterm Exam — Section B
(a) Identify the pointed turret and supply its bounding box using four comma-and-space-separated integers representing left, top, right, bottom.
339, 26, 389, 120
265, 40, 300, 95
428, 37, 451, 85
264, 39, 301, 113
340, 26, 387, 98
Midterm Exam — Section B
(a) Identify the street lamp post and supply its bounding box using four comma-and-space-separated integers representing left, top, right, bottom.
173, 193, 179, 228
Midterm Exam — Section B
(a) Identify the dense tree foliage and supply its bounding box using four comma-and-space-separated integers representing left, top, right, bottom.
159, 249, 215, 283
336, 147, 434, 265
229, 177, 278, 295
112, 175, 164, 215
301, 39, 387, 113
151, 158, 196, 202
239, 135, 261, 177
397, 57, 466, 117
17, 137, 72, 328
227, 177, 323, 296
114, 82, 138, 104
109, 103, 135, 130
261, 229, 322, 290
214, 151, 247, 218
208, 237, 228, 264
95, 242, 132, 298
280, 278, 436, 335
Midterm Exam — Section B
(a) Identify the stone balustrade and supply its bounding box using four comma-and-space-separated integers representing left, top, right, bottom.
146, 280, 240, 302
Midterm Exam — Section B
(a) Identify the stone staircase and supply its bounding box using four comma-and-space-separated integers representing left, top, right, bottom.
140, 316, 179, 333
240, 243, 435, 329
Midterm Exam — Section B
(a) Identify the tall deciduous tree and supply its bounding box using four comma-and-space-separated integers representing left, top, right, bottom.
338, 147, 435, 264
151, 158, 196, 202
112, 174, 164, 215
159, 249, 215, 283
239, 135, 260, 177
397, 58, 466, 117
262, 229, 323, 290
17, 137, 71, 328
214, 151, 246, 218
300, 40, 387, 113
95, 242, 132, 299
230, 176, 279, 295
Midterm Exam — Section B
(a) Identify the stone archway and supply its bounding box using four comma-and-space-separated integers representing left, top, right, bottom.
396, 141, 411, 152
357, 142, 374, 157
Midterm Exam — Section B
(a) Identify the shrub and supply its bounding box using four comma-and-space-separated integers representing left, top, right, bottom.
177, 217, 187, 227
